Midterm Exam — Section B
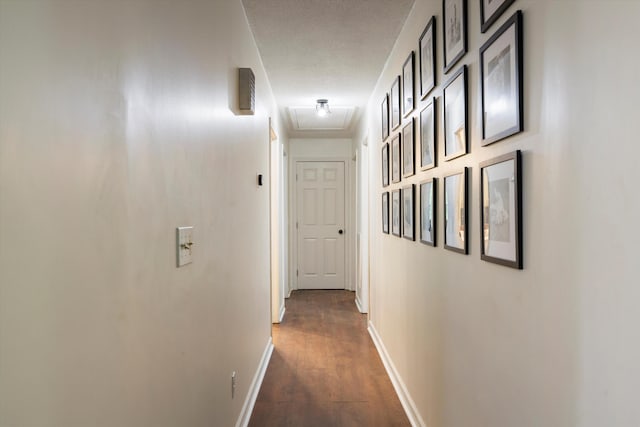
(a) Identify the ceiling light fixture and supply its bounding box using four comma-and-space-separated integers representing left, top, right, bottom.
316, 99, 330, 117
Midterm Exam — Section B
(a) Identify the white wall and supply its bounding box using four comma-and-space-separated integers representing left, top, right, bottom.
288, 137, 354, 159
0, 1, 279, 426
365, 1, 640, 426
287, 138, 356, 292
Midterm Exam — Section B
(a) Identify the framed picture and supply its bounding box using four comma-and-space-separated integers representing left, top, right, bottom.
420, 178, 437, 246
382, 143, 390, 187
480, 10, 523, 146
443, 65, 468, 161
419, 16, 436, 99
391, 76, 401, 130
443, 0, 467, 74
402, 184, 415, 241
420, 98, 437, 170
402, 119, 415, 178
444, 168, 468, 254
402, 52, 415, 117
381, 94, 390, 141
480, 151, 522, 268
382, 192, 390, 234
391, 189, 401, 237
480, 0, 516, 33
391, 134, 401, 183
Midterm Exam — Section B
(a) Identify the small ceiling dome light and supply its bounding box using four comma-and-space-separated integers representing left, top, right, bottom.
316, 99, 330, 117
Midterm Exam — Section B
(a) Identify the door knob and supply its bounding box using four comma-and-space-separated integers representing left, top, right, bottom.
338, 229, 344, 235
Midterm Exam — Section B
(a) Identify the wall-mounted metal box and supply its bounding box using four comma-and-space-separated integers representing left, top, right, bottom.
238, 68, 255, 115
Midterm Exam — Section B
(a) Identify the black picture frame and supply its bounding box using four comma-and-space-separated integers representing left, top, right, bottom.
382, 142, 390, 187
391, 134, 401, 183
402, 184, 415, 241
382, 192, 390, 234
381, 94, 390, 141
391, 189, 401, 237
480, 10, 523, 146
480, 0, 516, 33
420, 98, 437, 171
391, 76, 401, 130
444, 167, 468, 254
443, 65, 468, 161
402, 119, 415, 178
443, 0, 467, 74
480, 150, 522, 269
402, 52, 415, 117
420, 178, 437, 246
419, 16, 437, 99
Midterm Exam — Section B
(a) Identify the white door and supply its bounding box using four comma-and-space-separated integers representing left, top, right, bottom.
296, 161, 345, 289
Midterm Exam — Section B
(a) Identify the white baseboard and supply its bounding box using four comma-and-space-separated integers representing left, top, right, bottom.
368, 322, 426, 427
235, 337, 274, 427
354, 297, 365, 314
278, 305, 286, 323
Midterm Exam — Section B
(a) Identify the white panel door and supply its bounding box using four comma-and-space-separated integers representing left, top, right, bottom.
296, 161, 345, 289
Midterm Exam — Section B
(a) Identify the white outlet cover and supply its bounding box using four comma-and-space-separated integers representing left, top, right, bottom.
176, 226, 194, 267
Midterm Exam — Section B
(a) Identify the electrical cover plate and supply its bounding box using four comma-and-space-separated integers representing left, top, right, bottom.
176, 226, 194, 267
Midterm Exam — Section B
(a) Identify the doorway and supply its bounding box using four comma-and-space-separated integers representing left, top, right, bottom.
295, 161, 346, 290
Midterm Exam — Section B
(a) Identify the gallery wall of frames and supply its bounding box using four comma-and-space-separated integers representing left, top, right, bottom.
380, 0, 523, 269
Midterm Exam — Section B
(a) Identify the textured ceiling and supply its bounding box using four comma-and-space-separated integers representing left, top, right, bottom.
242, 0, 415, 137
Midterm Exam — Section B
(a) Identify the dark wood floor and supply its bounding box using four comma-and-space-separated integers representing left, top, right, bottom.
249, 290, 410, 427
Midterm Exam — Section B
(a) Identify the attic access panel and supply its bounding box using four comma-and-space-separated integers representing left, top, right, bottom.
288, 106, 355, 131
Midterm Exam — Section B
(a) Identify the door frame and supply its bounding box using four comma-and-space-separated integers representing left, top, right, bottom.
269, 119, 286, 324
355, 133, 370, 313
289, 156, 354, 292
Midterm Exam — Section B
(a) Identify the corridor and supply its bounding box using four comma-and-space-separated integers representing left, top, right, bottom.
249, 291, 410, 426
3, 1, 640, 425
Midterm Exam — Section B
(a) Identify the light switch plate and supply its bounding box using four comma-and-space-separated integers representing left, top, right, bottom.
176, 226, 194, 267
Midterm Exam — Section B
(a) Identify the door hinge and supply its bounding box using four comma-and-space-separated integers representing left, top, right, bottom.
296, 221, 298, 229
296, 269, 299, 277
296, 173, 298, 181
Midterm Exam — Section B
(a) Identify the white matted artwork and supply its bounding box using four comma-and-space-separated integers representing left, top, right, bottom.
420, 178, 437, 246
391, 189, 401, 237
390, 76, 401, 130
382, 192, 390, 234
480, 10, 523, 146
480, 0, 516, 33
402, 184, 415, 241
381, 94, 390, 141
443, 65, 467, 161
420, 178, 438, 246
402, 119, 415, 178
420, 99, 436, 170
403, 52, 415, 117
419, 16, 436, 99
382, 143, 389, 187
391, 134, 401, 183
443, 0, 467, 73
444, 168, 468, 254
480, 150, 522, 269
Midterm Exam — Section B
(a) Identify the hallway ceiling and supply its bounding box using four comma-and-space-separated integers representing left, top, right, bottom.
242, 0, 415, 138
